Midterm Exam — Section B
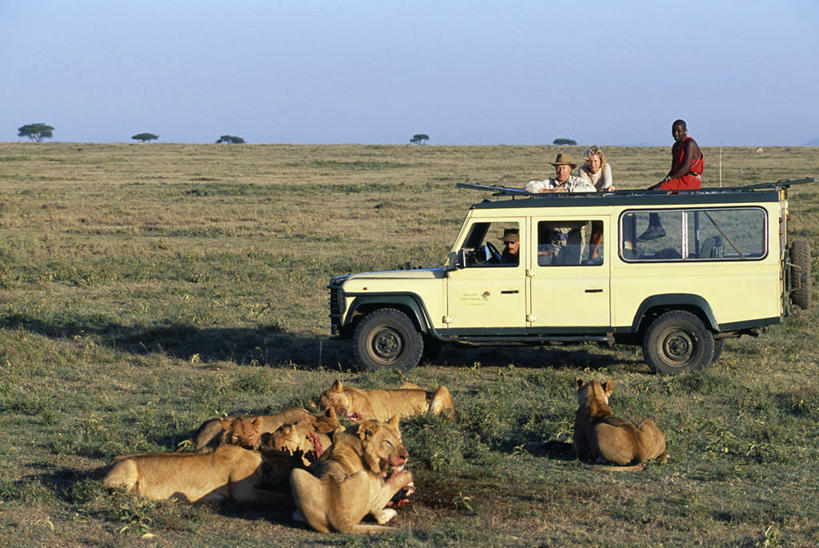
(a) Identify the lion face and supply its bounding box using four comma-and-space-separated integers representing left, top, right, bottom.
356, 416, 408, 476
318, 380, 359, 421
221, 416, 262, 449
270, 422, 313, 456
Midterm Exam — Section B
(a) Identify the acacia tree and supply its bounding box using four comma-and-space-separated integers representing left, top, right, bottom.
18, 123, 54, 143
132, 133, 159, 142
216, 135, 245, 144
410, 133, 429, 144
553, 138, 577, 146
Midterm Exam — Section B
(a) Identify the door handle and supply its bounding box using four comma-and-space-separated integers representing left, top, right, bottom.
585, 288, 603, 293
501, 290, 519, 294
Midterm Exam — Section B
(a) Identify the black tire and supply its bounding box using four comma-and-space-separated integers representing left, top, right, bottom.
643, 310, 714, 375
711, 338, 725, 364
790, 240, 812, 310
353, 308, 423, 371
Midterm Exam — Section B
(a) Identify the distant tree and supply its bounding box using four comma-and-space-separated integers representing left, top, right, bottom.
216, 135, 245, 144
18, 123, 54, 143
132, 133, 159, 142
410, 133, 429, 145
553, 138, 577, 146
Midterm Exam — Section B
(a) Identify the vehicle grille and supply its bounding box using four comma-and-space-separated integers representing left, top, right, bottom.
327, 276, 347, 334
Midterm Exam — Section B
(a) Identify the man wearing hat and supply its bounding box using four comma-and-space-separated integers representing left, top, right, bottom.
501, 228, 520, 264
523, 152, 596, 194
524, 153, 595, 264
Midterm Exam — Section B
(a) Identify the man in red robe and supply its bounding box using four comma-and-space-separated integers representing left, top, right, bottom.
639, 119, 705, 241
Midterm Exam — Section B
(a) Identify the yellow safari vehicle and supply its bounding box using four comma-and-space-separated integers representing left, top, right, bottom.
328, 179, 814, 375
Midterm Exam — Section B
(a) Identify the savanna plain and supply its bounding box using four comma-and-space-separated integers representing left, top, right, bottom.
0, 143, 817, 547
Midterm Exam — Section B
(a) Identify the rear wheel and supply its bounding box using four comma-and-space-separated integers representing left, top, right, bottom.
643, 310, 714, 375
353, 308, 423, 371
790, 240, 812, 310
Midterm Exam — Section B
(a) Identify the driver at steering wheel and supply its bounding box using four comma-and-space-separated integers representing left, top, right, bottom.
501, 228, 519, 265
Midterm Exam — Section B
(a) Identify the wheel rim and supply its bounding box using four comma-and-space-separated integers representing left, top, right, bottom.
370, 327, 403, 363
660, 328, 694, 366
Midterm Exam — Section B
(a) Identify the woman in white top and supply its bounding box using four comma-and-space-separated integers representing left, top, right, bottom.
578, 146, 615, 191
578, 146, 613, 261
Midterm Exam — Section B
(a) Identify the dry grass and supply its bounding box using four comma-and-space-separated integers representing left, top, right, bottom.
0, 142, 817, 546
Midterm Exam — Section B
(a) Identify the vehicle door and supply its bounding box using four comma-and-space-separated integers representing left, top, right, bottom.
528, 216, 611, 328
445, 219, 527, 329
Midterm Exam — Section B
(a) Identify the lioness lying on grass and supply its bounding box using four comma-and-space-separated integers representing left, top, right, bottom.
573, 379, 667, 470
290, 417, 414, 534
103, 445, 292, 504
317, 379, 454, 422
188, 407, 320, 451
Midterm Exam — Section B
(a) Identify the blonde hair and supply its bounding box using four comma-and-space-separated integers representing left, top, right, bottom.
583, 146, 607, 172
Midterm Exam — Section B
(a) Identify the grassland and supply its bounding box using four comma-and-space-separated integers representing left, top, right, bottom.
0, 142, 817, 546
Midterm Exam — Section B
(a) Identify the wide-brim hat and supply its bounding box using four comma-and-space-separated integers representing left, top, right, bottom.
550, 153, 577, 169
502, 228, 519, 243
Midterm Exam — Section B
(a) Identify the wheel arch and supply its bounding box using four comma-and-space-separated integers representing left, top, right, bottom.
631, 294, 718, 334
345, 294, 431, 334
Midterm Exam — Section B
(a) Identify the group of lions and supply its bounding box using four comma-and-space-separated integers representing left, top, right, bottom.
103, 380, 454, 533
103, 377, 666, 534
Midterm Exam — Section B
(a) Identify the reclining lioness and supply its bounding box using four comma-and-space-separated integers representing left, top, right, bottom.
103, 445, 291, 504
317, 379, 454, 422
188, 407, 319, 451
573, 379, 667, 470
290, 417, 414, 534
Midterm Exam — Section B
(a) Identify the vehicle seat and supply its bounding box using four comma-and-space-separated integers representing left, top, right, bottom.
699, 236, 724, 258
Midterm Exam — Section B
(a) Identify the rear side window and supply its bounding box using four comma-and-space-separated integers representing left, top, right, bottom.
620, 207, 768, 261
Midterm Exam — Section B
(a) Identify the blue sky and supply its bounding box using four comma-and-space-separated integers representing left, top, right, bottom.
2, 1, 817, 146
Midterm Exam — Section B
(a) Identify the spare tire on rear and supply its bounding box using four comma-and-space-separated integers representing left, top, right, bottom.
790, 240, 812, 310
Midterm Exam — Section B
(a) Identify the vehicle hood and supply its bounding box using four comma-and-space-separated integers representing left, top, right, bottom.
346, 267, 446, 280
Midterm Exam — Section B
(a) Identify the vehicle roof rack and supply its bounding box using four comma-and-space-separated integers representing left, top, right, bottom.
456, 177, 816, 199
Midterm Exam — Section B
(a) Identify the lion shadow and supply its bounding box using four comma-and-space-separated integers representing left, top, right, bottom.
1, 312, 642, 371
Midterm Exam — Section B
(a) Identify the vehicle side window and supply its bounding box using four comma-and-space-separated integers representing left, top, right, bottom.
537, 220, 603, 266
621, 208, 767, 261
459, 221, 520, 267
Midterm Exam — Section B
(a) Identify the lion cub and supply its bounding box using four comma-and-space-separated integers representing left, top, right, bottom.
573, 379, 667, 470
188, 407, 319, 451
317, 379, 454, 422
269, 408, 342, 466
290, 417, 414, 534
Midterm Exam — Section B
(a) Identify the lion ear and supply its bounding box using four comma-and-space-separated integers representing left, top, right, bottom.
252, 416, 262, 426
575, 378, 584, 390
326, 407, 337, 420
331, 379, 343, 391
388, 415, 400, 428
604, 380, 615, 395
357, 421, 378, 440
219, 418, 232, 428
280, 424, 293, 435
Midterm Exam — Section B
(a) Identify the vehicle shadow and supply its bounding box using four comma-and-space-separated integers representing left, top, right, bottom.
1, 312, 643, 371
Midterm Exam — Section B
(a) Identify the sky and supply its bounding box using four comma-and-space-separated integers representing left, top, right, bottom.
2, 1, 818, 146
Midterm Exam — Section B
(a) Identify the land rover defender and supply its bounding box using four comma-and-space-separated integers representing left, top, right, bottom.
328, 179, 814, 375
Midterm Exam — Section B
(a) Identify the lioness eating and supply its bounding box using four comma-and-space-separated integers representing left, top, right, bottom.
269, 408, 341, 466
290, 417, 414, 534
188, 407, 319, 451
573, 379, 667, 470
317, 379, 455, 422
103, 445, 291, 504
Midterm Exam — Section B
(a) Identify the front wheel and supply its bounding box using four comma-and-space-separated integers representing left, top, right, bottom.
643, 310, 714, 375
353, 308, 423, 371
